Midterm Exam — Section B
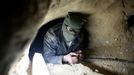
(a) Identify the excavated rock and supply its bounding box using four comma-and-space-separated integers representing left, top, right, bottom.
0, 0, 134, 75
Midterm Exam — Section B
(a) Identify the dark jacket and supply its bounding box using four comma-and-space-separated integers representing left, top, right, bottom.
43, 23, 84, 64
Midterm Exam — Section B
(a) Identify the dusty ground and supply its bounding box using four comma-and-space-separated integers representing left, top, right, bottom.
9, 51, 103, 75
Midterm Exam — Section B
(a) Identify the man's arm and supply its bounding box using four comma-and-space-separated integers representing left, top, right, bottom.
43, 29, 63, 64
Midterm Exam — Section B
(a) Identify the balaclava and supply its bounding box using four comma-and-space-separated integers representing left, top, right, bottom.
62, 12, 87, 42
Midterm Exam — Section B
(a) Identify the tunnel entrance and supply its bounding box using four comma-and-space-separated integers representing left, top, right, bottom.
28, 15, 96, 75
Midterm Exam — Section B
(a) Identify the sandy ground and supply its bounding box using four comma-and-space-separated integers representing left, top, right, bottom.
9, 52, 103, 75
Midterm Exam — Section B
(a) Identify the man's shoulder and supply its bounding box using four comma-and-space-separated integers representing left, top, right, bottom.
48, 22, 62, 33
50, 23, 62, 31
44, 23, 62, 41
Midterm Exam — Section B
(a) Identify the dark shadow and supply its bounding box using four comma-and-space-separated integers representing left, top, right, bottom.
127, 15, 134, 28
81, 16, 91, 61
81, 23, 90, 60
127, 15, 134, 34
81, 24, 90, 50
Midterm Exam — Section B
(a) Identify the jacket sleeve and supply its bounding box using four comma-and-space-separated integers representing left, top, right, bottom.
43, 29, 63, 64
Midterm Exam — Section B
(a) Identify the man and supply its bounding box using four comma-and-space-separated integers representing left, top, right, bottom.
43, 12, 87, 64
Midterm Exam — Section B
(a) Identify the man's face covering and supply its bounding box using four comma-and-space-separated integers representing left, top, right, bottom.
62, 12, 87, 42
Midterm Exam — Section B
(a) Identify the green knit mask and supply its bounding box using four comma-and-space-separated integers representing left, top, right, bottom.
62, 12, 86, 42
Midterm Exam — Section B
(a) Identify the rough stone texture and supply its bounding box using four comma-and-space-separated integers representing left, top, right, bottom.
0, 0, 134, 75
0, 0, 51, 75
8, 45, 31, 75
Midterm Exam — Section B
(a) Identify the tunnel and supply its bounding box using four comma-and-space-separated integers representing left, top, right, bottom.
0, 0, 134, 75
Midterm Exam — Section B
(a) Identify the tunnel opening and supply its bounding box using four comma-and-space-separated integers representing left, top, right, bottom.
28, 13, 96, 75
29, 12, 90, 61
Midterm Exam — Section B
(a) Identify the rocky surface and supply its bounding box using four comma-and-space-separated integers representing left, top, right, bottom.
0, 0, 134, 75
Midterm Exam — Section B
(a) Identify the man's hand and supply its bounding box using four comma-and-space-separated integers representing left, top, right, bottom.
63, 50, 83, 64
75, 50, 83, 61
63, 52, 78, 64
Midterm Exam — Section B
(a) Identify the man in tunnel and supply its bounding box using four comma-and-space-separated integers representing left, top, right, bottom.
43, 12, 87, 64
